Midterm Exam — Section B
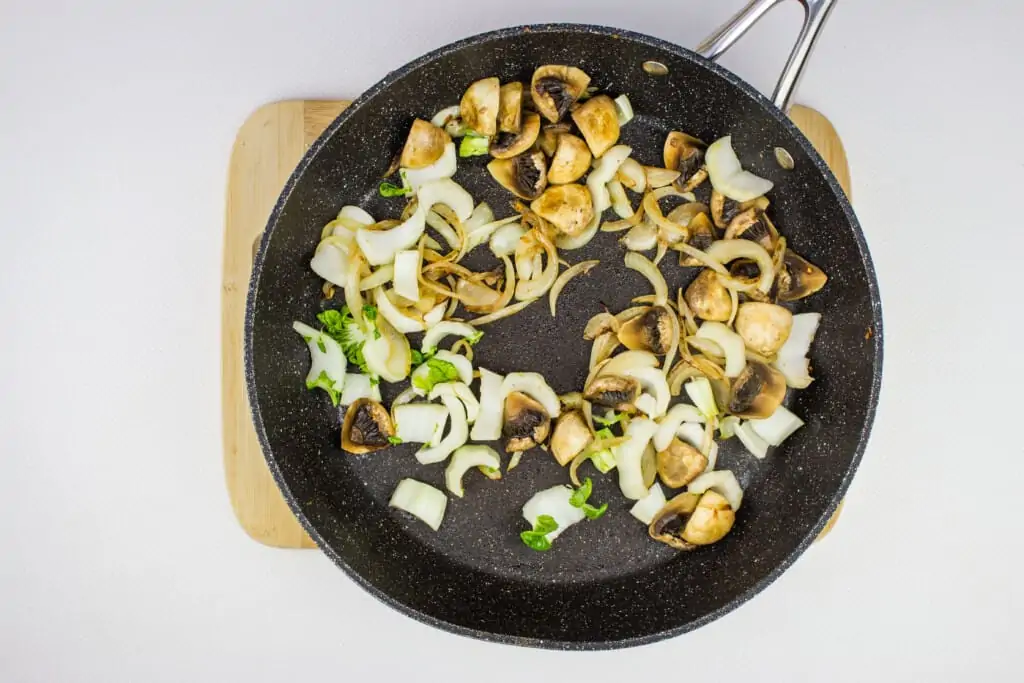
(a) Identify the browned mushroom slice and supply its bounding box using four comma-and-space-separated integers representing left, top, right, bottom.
538, 122, 571, 157
489, 112, 541, 159
617, 305, 674, 355
681, 490, 735, 545
679, 212, 715, 266
531, 65, 591, 122
487, 150, 548, 200
728, 360, 787, 419
498, 82, 524, 133
460, 77, 500, 136
710, 190, 742, 230
341, 399, 395, 454
529, 184, 593, 236
777, 250, 828, 302
550, 410, 594, 466
724, 208, 778, 251
648, 492, 700, 550
547, 133, 592, 184
728, 258, 771, 303
504, 391, 551, 452
685, 269, 732, 322
584, 374, 641, 412
664, 131, 708, 191
734, 302, 793, 355
399, 119, 451, 169
571, 95, 620, 158
656, 438, 708, 488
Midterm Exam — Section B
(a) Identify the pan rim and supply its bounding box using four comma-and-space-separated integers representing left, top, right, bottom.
243, 22, 884, 650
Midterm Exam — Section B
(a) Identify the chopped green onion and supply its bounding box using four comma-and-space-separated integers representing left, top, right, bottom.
411, 357, 461, 393
594, 411, 625, 427
520, 514, 558, 551
387, 435, 403, 445
410, 349, 425, 367
459, 133, 489, 157
379, 181, 412, 197
568, 477, 608, 520
306, 370, 342, 406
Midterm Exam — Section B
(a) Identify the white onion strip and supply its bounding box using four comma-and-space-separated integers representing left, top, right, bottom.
549, 260, 599, 316
389, 479, 447, 531
468, 297, 537, 326
624, 251, 667, 306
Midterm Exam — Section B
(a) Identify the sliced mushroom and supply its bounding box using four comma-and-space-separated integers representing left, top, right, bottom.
724, 208, 778, 250
728, 360, 787, 419
490, 112, 541, 159
657, 438, 708, 488
399, 119, 451, 169
460, 76, 500, 136
487, 150, 548, 199
341, 398, 395, 454
617, 305, 674, 355
530, 184, 593, 236
685, 269, 732, 322
550, 410, 594, 466
583, 311, 620, 340
648, 489, 735, 549
729, 258, 771, 303
531, 65, 591, 122
584, 374, 641, 412
648, 491, 699, 550
538, 122, 572, 157
571, 95, 620, 157
679, 212, 715, 266
777, 250, 828, 302
547, 133, 592, 184
503, 391, 551, 452
710, 190, 741, 230
498, 82, 524, 133
734, 302, 793, 355
664, 131, 707, 192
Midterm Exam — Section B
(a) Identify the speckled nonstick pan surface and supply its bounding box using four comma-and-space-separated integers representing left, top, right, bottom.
245, 24, 882, 648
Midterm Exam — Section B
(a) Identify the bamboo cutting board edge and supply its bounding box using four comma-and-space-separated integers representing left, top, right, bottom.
222, 100, 851, 549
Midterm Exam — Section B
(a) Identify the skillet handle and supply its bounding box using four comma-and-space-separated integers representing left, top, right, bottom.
695, 0, 838, 112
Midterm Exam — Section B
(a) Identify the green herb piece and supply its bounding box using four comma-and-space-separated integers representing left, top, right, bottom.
412, 358, 460, 393
594, 411, 625, 427
590, 449, 616, 474
305, 370, 341, 406
379, 181, 412, 197
318, 307, 371, 373
582, 502, 607, 519
459, 133, 489, 157
594, 427, 614, 440
520, 514, 558, 551
369, 376, 380, 386
466, 330, 484, 345
387, 436, 403, 445
410, 349, 425, 367
316, 337, 327, 354
569, 477, 608, 520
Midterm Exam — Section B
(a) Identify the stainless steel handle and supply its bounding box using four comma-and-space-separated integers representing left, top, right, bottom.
695, 0, 838, 112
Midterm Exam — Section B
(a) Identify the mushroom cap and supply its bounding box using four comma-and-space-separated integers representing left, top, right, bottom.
678, 212, 715, 266
503, 391, 551, 452
617, 305, 674, 354
663, 131, 706, 185
681, 490, 735, 545
460, 77, 500, 136
571, 95, 620, 158
777, 250, 828, 302
530, 183, 594, 236
487, 150, 548, 200
648, 491, 700, 550
728, 360, 787, 419
490, 112, 541, 160
341, 399, 395, 454
399, 119, 451, 169
724, 208, 778, 250
497, 81, 524, 134
530, 65, 591, 122
656, 438, 709, 488
583, 374, 641, 412
735, 302, 793, 355
550, 410, 593, 466
685, 269, 732, 322
547, 133, 592, 184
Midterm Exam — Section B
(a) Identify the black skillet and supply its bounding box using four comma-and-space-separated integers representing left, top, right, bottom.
245, 0, 882, 649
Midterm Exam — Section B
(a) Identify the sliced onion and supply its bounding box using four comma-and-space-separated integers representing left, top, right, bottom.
470, 367, 504, 441
705, 239, 775, 294
696, 321, 746, 377
490, 221, 527, 257
502, 372, 561, 418
613, 94, 634, 125
468, 297, 536, 325
688, 470, 744, 511
415, 393, 468, 464
589, 331, 620, 370
550, 260, 599, 316
392, 250, 421, 302
622, 366, 670, 418
614, 417, 660, 500
591, 349, 659, 387
357, 211, 426, 266
338, 205, 375, 226
463, 202, 494, 232
403, 141, 457, 191
621, 222, 657, 251
339, 373, 380, 406
430, 105, 464, 136
749, 405, 804, 446
430, 381, 480, 424
624, 251, 667, 306
644, 166, 681, 188
629, 483, 667, 525
374, 286, 424, 333
425, 210, 460, 251
466, 215, 519, 253
617, 157, 647, 193
718, 415, 740, 440
643, 192, 688, 243
310, 242, 351, 286
445, 445, 501, 497
675, 421, 706, 450
418, 178, 474, 222
389, 479, 447, 531
685, 377, 719, 420
705, 135, 774, 202
522, 485, 586, 541
359, 264, 394, 291
292, 322, 346, 402
734, 420, 769, 459
608, 179, 633, 219
662, 302, 680, 378
774, 313, 821, 389
653, 404, 706, 451
431, 349, 473, 385
588, 145, 633, 213
394, 403, 449, 445
556, 214, 601, 250
421, 321, 480, 354
424, 302, 446, 328
516, 230, 559, 301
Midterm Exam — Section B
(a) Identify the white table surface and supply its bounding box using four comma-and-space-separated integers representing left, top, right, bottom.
2, 0, 1022, 680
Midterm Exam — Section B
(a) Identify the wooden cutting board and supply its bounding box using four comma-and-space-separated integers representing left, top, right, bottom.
222, 101, 851, 549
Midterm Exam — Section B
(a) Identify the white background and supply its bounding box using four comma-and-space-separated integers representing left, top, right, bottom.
2, 0, 1022, 680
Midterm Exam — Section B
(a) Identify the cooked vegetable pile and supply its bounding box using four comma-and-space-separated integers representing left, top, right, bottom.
292, 65, 827, 552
